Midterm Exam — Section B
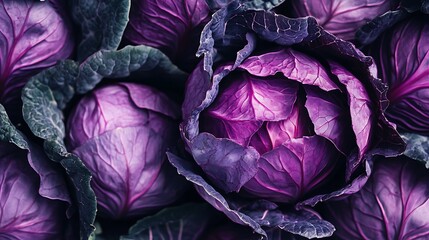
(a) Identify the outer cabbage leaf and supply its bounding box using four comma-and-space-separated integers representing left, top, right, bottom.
243, 136, 339, 203
0, 143, 67, 240
71, 0, 130, 61
0, 104, 71, 208
120, 203, 217, 240
0, 105, 73, 239
323, 157, 429, 240
167, 152, 335, 239
197, 0, 306, 78
22, 45, 185, 239
190, 133, 260, 192
167, 152, 267, 237
287, 0, 399, 40
0, 0, 73, 111
369, 16, 429, 134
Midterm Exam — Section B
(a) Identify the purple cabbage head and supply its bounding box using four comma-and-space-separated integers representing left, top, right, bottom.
0, 0, 74, 107
172, 7, 405, 238
323, 157, 429, 239
286, 0, 399, 40
66, 82, 188, 219
124, 0, 211, 71
0, 142, 66, 239
183, 46, 382, 203
368, 15, 429, 134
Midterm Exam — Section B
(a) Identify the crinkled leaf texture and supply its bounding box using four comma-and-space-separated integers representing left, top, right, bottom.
369, 15, 429, 134
71, 0, 130, 61
401, 132, 429, 168
197, 0, 298, 78
120, 203, 216, 240
0, 0, 74, 109
22, 45, 186, 239
323, 157, 429, 239
167, 153, 335, 239
286, 0, 399, 41
0, 105, 72, 239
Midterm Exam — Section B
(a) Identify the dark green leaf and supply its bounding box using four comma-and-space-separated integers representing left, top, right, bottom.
71, 0, 131, 61
0, 104, 28, 149
61, 155, 97, 239
76, 45, 187, 94
401, 132, 429, 168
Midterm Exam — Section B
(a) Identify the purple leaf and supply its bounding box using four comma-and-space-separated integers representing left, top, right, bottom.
73, 126, 187, 219
287, 0, 399, 40
244, 136, 340, 203
0, 0, 73, 107
323, 157, 429, 239
124, 0, 210, 70
206, 72, 299, 121
305, 86, 355, 155
190, 133, 260, 192
238, 48, 340, 91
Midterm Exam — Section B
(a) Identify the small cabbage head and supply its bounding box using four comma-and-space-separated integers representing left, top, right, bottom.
369, 15, 429, 134
286, 0, 399, 40
0, 142, 66, 239
66, 82, 188, 219
0, 0, 74, 107
323, 157, 429, 239
124, 0, 210, 71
